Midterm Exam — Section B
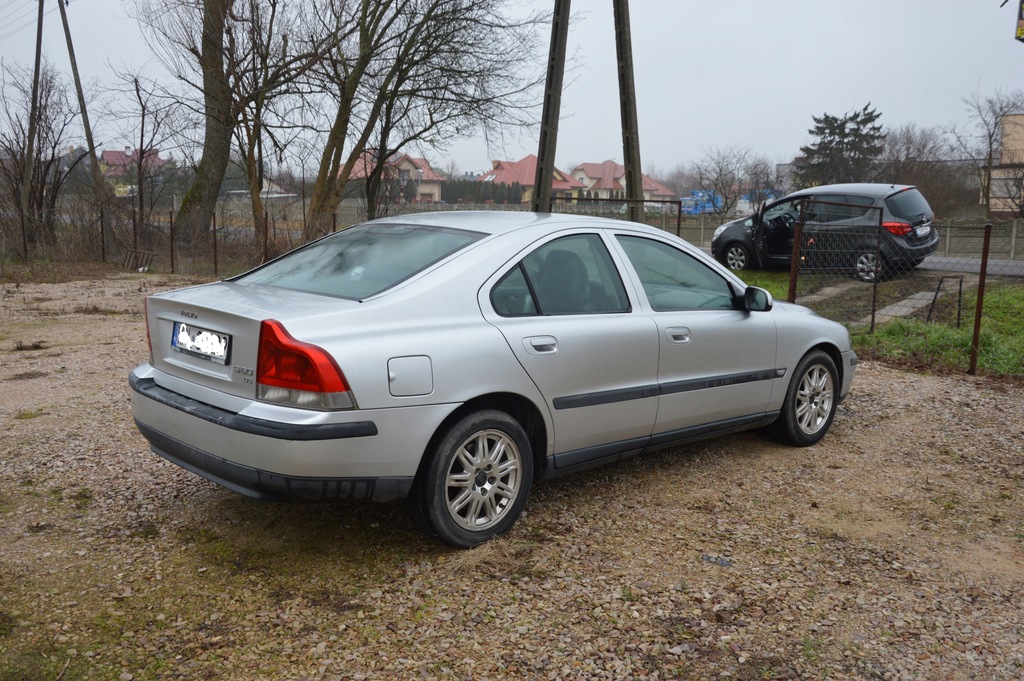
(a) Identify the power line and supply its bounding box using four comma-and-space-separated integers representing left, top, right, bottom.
0, 3, 56, 44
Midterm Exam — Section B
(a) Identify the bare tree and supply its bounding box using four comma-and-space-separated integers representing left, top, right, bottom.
744, 155, 779, 208
106, 69, 187, 225
949, 89, 1024, 218
0, 61, 82, 254
303, 0, 544, 235
693, 146, 749, 214
876, 122, 972, 219
136, 0, 323, 248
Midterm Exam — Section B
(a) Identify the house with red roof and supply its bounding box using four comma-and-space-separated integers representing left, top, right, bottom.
100, 148, 169, 178
477, 154, 585, 205
571, 159, 676, 203
100, 148, 171, 196
347, 152, 446, 203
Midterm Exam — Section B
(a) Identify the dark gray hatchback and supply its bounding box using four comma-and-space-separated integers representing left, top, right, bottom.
711, 183, 939, 282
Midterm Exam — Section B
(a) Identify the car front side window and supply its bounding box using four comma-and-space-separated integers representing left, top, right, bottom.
617, 235, 735, 312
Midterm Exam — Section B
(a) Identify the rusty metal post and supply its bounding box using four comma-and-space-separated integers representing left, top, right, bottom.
532, 0, 570, 213
968, 223, 992, 375
263, 210, 269, 263
169, 210, 175, 274
613, 0, 644, 224
99, 206, 106, 263
787, 220, 802, 303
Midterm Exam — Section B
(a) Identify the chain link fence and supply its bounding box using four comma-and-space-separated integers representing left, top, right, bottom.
4, 195, 1022, 374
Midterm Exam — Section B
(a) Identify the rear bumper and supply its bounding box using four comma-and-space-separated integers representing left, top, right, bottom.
135, 418, 413, 502
129, 368, 433, 502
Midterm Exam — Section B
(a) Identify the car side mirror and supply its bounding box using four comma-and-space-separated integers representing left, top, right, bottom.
744, 286, 773, 312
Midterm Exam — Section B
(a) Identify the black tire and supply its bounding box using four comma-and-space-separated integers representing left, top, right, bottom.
412, 410, 533, 548
772, 350, 839, 447
723, 242, 752, 271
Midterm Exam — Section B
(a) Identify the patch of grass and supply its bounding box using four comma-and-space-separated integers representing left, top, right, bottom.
0, 650, 86, 681
73, 303, 120, 315
801, 636, 823, 663
131, 521, 159, 539
0, 610, 14, 636
0, 260, 124, 285
13, 409, 45, 420
5, 370, 47, 381
13, 340, 46, 351
69, 487, 93, 508
853, 313, 1024, 376
736, 270, 790, 300
740, 272, 1024, 377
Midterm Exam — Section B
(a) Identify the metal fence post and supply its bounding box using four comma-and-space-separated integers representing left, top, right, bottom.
99, 206, 106, 263
169, 210, 175, 274
968, 223, 992, 376
212, 212, 218, 278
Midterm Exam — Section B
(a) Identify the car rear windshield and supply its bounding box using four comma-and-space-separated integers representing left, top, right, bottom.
235, 223, 484, 299
885, 188, 933, 222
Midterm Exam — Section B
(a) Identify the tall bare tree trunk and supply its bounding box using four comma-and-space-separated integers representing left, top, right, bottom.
18, 0, 45, 261
176, 0, 233, 242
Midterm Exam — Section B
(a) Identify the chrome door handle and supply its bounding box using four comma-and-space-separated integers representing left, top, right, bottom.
524, 335, 558, 354
666, 326, 690, 344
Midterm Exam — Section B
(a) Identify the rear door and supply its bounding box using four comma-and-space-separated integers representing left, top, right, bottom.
483, 232, 660, 458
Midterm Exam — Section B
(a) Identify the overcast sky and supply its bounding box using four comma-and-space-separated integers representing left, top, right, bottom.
2, 0, 1023, 178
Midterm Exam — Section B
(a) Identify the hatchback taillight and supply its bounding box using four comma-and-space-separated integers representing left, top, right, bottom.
256, 319, 353, 410
882, 221, 912, 237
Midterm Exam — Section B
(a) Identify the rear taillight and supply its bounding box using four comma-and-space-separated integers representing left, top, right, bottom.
882, 221, 912, 236
256, 319, 353, 410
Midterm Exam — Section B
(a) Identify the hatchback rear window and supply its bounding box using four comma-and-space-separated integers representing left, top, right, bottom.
885, 188, 933, 222
235, 223, 484, 299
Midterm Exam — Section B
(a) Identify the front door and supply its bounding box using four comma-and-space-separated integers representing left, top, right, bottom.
614, 235, 779, 439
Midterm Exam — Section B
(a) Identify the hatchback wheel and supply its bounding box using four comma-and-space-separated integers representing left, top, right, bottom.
724, 243, 751, 271
772, 350, 838, 446
854, 251, 885, 283
414, 410, 533, 548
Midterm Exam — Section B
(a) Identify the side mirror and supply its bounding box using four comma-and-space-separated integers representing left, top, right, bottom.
744, 286, 773, 312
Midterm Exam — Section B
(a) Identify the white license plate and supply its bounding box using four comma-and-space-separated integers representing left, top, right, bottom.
915, 224, 931, 237
171, 322, 230, 364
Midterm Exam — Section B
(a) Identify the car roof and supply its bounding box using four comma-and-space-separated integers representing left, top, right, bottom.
785, 183, 915, 200
362, 210, 665, 237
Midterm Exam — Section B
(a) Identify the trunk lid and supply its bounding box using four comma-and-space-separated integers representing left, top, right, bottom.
146, 281, 357, 401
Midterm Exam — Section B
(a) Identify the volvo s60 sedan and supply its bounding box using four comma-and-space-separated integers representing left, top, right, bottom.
130, 211, 857, 547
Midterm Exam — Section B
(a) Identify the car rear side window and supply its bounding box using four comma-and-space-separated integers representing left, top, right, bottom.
807, 194, 875, 222
491, 234, 630, 316
235, 223, 484, 299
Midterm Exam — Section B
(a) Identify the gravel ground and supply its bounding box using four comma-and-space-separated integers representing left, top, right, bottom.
1, 271, 1023, 680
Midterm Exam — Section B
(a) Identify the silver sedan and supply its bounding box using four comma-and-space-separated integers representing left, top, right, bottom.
130, 211, 856, 547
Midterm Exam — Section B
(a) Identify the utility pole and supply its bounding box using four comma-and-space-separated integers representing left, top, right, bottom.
18, 0, 45, 261
532, 0, 570, 213
58, 0, 111, 249
613, 0, 644, 223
